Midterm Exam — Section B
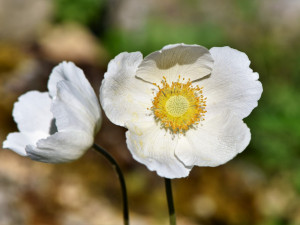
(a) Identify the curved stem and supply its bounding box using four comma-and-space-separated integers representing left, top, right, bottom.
165, 178, 176, 225
92, 143, 129, 225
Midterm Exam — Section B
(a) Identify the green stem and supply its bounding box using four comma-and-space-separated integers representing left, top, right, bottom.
165, 178, 176, 225
92, 143, 129, 225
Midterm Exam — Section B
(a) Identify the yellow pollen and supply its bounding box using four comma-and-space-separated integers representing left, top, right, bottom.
151, 76, 207, 134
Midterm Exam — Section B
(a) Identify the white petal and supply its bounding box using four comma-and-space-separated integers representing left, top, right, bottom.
3, 132, 37, 156
52, 80, 100, 135
126, 120, 191, 179
175, 111, 251, 167
136, 44, 213, 84
12, 91, 53, 133
201, 46, 263, 119
25, 131, 93, 163
3, 133, 28, 156
48, 61, 101, 130
3, 130, 51, 156
100, 52, 154, 127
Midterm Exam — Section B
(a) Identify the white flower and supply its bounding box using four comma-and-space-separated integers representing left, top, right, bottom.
100, 44, 263, 179
3, 62, 102, 163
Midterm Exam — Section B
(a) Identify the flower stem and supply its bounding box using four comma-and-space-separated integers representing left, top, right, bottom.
165, 178, 176, 225
92, 143, 129, 225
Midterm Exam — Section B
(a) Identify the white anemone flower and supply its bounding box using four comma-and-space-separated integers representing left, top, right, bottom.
3, 62, 102, 163
100, 44, 263, 179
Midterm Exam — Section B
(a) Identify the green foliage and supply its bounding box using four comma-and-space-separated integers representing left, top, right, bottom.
53, 0, 105, 25
246, 84, 300, 170
242, 36, 300, 177
103, 20, 226, 57
234, 0, 259, 20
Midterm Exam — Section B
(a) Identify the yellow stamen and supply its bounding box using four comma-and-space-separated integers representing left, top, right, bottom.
151, 76, 207, 134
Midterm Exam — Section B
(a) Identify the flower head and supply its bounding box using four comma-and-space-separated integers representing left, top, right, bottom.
100, 44, 262, 179
3, 62, 101, 163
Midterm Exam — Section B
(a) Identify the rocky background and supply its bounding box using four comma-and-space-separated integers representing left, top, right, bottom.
1, 0, 300, 224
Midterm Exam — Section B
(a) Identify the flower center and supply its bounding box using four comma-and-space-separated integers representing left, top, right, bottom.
151, 76, 207, 134
165, 95, 189, 117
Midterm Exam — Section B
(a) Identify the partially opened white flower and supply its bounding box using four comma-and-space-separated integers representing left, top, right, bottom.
3, 62, 101, 163
100, 44, 263, 179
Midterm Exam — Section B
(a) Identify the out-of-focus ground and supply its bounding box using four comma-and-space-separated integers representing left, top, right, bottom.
1, 0, 300, 224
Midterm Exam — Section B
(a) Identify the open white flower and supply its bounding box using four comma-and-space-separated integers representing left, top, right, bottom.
3, 62, 102, 163
100, 44, 263, 179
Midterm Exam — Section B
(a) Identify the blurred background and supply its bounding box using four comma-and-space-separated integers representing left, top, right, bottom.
0, 0, 300, 224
